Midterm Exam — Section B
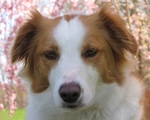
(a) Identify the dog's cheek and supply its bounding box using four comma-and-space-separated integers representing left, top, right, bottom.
53, 79, 64, 107
48, 67, 62, 107
81, 65, 100, 105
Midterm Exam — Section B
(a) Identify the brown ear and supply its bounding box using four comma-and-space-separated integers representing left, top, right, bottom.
97, 3, 137, 61
11, 9, 43, 64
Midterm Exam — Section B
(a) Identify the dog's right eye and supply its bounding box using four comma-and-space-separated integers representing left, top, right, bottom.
83, 48, 99, 58
43, 50, 58, 60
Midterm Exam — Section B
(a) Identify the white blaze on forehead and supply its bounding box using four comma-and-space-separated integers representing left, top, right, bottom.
51, 16, 87, 86
51, 17, 98, 107
53, 17, 86, 57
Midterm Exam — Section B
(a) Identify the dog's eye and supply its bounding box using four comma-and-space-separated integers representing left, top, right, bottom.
44, 50, 58, 60
84, 48, 98, 58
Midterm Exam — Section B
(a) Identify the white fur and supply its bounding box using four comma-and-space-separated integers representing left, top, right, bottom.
51, 17, 99, 107
25, 74, 143, 120
20, 17, 144, 120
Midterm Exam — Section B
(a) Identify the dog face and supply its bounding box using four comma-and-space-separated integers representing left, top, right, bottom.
50, 17, 100, 108
11, 4, 137, 109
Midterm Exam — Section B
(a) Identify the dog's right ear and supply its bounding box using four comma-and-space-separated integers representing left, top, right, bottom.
11, 9, 43, 64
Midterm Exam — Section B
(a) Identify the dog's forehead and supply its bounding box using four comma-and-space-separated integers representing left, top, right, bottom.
53, 16, 86, 52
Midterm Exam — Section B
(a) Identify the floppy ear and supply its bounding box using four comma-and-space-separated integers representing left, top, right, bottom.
11, 9, 43, 64
11, 10, 51, 93
97, 3, 137, 62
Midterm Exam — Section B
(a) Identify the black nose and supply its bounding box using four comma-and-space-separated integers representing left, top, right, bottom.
59, 82, 81, 103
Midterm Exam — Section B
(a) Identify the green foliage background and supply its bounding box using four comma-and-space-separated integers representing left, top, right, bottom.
0, 109, 25, 120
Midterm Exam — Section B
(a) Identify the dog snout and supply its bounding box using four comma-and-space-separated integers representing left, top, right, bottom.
59, 82, 81, 103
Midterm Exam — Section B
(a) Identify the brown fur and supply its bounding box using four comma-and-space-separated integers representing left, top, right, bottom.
11, 9, 61, 92
142, 87, 150, 120
11, 4, 149, 119
79, 4, 137, 84
10, 4, 138, 92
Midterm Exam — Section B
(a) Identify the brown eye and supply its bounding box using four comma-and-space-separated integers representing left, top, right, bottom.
44, 50, 58, 60
84, 48, 98, 58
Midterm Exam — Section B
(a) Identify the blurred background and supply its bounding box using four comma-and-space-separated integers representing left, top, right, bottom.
0, 0, 150, 119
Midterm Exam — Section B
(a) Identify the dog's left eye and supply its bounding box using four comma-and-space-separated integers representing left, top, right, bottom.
84, 48, 98, 58
44, 50, 58, 60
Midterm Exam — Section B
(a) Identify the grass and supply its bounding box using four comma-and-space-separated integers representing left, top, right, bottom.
0, 109, 25, 120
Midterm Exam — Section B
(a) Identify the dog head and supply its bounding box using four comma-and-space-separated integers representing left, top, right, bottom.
11, 4, 137, 109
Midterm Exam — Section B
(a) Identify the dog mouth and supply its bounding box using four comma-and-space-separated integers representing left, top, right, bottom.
62, 102, 83, 109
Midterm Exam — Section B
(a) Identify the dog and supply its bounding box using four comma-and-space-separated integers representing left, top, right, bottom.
11, 3, 150, 120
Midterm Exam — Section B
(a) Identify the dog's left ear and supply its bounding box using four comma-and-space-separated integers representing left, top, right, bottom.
97, 3, 137, 58
11, 9, 45, 65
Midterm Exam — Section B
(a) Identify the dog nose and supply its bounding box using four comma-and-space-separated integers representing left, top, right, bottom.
59, 82, 81, 103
